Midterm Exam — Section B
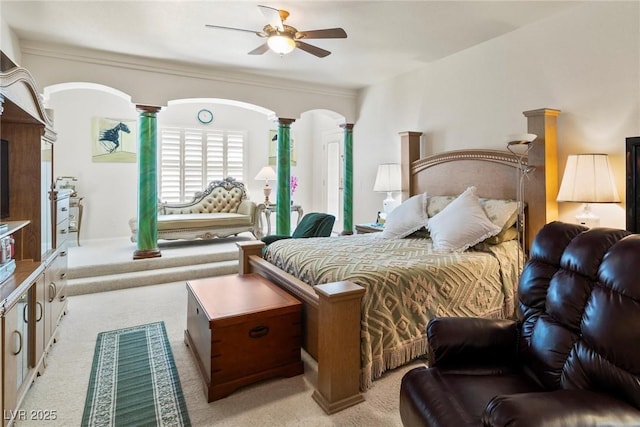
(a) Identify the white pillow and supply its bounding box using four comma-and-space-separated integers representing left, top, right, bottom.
427, 187, 501, 252
379, 193, 428, 239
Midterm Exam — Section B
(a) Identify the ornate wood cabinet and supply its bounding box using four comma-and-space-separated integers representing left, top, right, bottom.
0, 65, 68, 426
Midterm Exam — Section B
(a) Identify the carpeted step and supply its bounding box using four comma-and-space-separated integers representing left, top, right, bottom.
66, 260, 239, 296
67, 250, 237, 280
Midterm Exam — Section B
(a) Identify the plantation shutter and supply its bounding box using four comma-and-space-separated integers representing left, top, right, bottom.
159, 127, 245, 203
159, 128, 181, 203
206, 131, 224, 183
184, 129, 204, 200
226, 131, 244, 181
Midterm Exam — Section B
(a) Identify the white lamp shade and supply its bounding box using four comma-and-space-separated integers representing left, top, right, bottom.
254, 166, 277, 181
557, 154, 620, 203
373, 163, 402, 192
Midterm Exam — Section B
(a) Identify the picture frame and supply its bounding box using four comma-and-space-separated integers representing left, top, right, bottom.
626, 136, 640, 232
92, 117, 137, 163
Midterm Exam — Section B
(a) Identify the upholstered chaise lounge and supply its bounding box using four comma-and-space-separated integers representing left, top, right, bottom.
129, 177, 263, 242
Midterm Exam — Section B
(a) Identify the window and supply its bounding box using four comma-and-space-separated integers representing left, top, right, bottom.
159, 127, 245, 203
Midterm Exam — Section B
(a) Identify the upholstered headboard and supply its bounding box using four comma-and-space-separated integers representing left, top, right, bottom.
399, 108, 560, 250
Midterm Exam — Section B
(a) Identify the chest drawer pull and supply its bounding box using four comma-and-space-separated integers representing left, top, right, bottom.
248, 325, 269, 339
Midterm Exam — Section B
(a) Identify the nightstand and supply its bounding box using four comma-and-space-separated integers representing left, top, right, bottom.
355, 223, 384, 234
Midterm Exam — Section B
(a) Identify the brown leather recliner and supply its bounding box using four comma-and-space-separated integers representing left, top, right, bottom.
399, 221, 640, 426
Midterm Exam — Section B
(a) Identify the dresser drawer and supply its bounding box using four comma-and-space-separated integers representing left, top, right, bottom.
56, 197, 70, 224
56, 218, 69, 247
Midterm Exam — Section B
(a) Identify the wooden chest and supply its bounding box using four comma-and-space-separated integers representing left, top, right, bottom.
184, 273, 303, 402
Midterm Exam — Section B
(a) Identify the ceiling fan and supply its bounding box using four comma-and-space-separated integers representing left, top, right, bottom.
205, 5, 347, 58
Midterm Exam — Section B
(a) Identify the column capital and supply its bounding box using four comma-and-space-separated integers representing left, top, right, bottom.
277, 117, 296, 125
523, 108, 561, 118
340, 123, 354, 131
136, 104, 162, 114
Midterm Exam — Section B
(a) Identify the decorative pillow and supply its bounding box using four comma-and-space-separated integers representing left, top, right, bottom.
427, 187, 501, 252
428, 196, 519, 232
479, 226, 518, 245
479, 198, 519, 232
379, 193, 428, 239
427, 195, 457, 217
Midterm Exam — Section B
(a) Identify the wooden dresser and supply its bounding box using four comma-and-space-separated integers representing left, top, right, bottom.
184, 274, 303, 402
1, 66, 68, 425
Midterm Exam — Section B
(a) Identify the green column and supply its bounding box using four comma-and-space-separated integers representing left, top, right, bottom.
276, 118, 295, 235
341, 123, 354, 235
133, 105, 162, 259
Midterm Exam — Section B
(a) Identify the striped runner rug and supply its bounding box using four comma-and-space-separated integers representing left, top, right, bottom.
82, 321, 191, 426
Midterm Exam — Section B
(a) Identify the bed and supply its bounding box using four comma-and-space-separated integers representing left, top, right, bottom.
264, 231, 521, 388
237, 108, 561, 414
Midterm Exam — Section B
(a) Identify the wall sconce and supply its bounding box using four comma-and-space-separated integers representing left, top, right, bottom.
557, 153, 620, 227
374, 163, 402, 214
254, 166, 277, 204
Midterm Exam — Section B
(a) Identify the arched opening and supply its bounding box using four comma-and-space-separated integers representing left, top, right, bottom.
42, 82, 348, 241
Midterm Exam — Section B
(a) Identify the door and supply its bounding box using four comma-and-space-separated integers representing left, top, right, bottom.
3, 290, 29, 419
32, 275, 46, 371
323, 131, 343, 231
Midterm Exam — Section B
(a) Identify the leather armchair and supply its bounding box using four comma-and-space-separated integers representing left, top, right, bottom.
400, 221, 640, 427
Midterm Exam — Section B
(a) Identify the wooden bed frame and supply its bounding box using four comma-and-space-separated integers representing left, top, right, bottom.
237, 108, 560, 414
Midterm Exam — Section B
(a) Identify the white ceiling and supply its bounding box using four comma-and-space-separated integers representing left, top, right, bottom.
1, 1, 582, 90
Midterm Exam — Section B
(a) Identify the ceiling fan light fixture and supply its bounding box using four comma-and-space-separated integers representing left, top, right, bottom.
267, 34, 296, 55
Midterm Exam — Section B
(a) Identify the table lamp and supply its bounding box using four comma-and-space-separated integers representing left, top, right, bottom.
374, 163, 402, 214
557, 153, 620, 227
254, 166, 277, 204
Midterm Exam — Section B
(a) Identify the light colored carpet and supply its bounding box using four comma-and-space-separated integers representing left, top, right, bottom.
18, 281, 426, 426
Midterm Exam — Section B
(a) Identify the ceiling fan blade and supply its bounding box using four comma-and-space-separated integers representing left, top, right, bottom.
258, 5, 284, 31
248, 43, 270, 55
205, 24, 264, 37
295, 41, 331, 58
296, 28, 347, 39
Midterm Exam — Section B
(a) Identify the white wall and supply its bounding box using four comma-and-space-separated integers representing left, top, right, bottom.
46, 88, 138, 241
354, 1, 639, 228
0, 17, 21, 65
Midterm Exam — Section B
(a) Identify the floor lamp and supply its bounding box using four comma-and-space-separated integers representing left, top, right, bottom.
507, 133, 537, 275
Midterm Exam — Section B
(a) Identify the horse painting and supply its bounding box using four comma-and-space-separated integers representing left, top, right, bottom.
99, 122, 131, 153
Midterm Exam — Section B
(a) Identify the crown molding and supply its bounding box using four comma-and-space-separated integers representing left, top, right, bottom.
20, 41, 357, 100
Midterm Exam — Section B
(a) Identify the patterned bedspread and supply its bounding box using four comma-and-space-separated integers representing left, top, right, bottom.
263, 233, 520, 389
